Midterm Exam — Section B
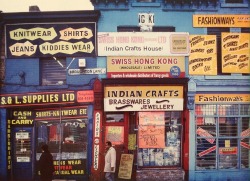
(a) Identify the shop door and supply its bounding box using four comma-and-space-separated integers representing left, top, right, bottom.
103, 112, 128, 180
12, 127, 33, 181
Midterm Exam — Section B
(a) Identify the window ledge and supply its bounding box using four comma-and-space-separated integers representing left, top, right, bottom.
131, 2, 161, 7
220, 3, 249, 8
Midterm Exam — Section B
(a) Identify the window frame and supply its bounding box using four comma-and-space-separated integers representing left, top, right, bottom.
195, 104, 250, 170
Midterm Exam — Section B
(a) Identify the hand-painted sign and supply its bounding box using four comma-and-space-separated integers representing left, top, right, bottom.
98, 32, 189, 56
0, 90, 94, 107
189, 35, 217, 75
195, 94, 250, 103
104, 86, 184, 112
221, 33, 250, 73
118, 154, 134, 179
107, 56, 185, 78
6, 23, 96, 58
138, 112, 165, 148
193, 15, 250, 27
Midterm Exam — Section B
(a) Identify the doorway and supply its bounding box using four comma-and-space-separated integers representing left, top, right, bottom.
102, 112, 129, 180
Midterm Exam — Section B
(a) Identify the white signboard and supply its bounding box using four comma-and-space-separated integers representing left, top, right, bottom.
104, 98, 183, 112
98, 32, 189, 56
138, 13, 154, 26
68, 68, 106, 75
16, 132, 29, 139
17, 157, 30, 162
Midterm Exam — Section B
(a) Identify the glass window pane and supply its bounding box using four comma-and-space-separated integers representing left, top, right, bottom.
219, 118, 238, 137
106, 113, 124, 122
196, 138, 216, 170
240, 105, 250, 115
241, 138, 250, 169
137, 111, 182, 167
219, 138, 238, 169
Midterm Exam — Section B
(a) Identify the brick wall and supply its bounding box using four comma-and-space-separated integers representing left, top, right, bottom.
136, 169, 184, 181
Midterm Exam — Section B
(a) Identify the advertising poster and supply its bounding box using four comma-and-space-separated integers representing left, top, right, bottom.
138, 112, 165, 148
6, 23, 96, 58
189, 35, 217, 75
221, 33, 250, 73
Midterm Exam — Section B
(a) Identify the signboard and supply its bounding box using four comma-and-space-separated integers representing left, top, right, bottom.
98, 32, 189, 56
138, 13, 154, 26
16, 132, 29, 139
198, 145, 216, 157
6, 23, 96, 58
0, 90, 94, 107
138, 112, 165, 148
195, 94, 250, 103
104, 86, 183, 112
221, 33, 250, 73
189, 35, 217, 75
219, 147, 237, 155
128, 134, 136, 150
193, 14, 250, 27
68, 68, 106, 75
107, 56, 185, 78
196, 127, 215, 144
118, 154, 134, 179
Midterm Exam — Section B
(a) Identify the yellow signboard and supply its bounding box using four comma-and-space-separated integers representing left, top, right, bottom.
195, 94, 250, 103
221, 33, 250, 73
193, 15, 250, 27
189, 35, 217, 75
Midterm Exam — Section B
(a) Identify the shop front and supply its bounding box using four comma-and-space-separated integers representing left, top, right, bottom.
1, 90, 94, 181
92, 78, 189, 181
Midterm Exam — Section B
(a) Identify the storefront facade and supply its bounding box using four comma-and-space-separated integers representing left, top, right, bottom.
91, 0, 250, 181
0, 11, 100, 181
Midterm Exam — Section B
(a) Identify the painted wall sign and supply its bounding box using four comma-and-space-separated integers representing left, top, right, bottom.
189, 35, 217, 75
0, 90, 94, 107
104, 86, 183, 112
98, 32, 189, 56
193, 14, 250, 27
107, 56, 185, 78
68, 68, 106, 75
221, 33, 250, 73
195, 94, 250, 103
6, 23, 96, 58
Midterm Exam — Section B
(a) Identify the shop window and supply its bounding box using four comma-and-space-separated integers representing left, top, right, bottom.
106, 112, 124, 122
137, 111, 182, 167
36, 118, 88, 176
195, 104, 250, 170
41, 57, 66, 86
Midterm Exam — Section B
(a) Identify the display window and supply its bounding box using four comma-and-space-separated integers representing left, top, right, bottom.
195, 104, 250, 170
36, 118, 88, 176
137, 111, 182, 167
